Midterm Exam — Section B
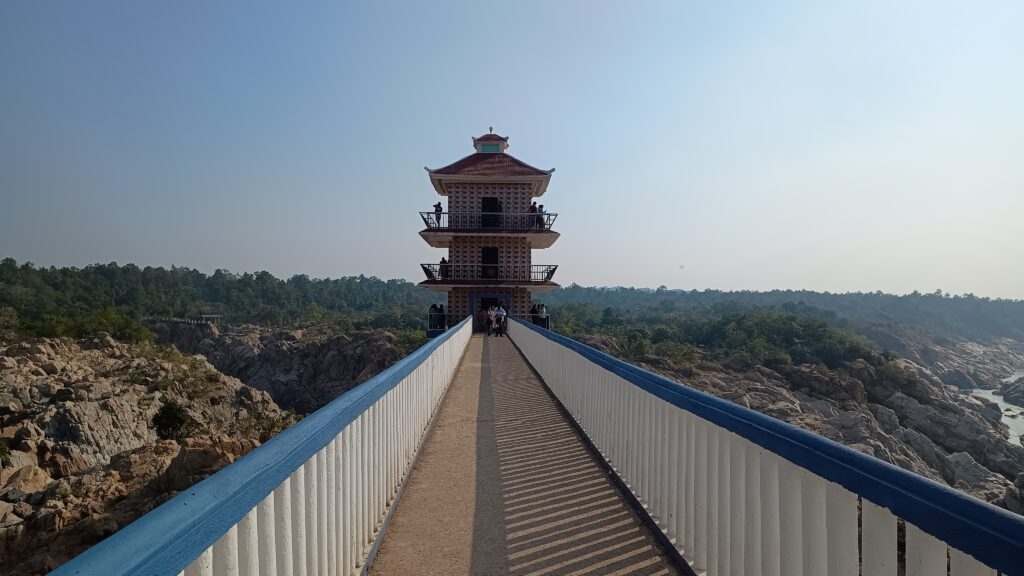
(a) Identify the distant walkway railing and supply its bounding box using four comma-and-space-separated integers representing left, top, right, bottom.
420, 263, 557, 283
54, 316, 473, 576
508, 317, 1024, 576
419, 211, 556, 231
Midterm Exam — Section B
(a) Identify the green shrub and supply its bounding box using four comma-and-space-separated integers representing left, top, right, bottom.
152, 400, 200, 441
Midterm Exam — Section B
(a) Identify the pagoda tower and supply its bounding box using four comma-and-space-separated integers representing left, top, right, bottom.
419, 130, 559, 335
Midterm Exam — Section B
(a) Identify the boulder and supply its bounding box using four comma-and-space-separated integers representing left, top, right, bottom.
4, 449, 37, 470
869, 404, 900, 433
40, 360, 64, 375
0, 511, 23, 528
13, 422, 44, 443
2, 465, 51, 495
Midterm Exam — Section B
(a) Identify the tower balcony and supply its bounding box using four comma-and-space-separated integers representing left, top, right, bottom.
418, 263, 559, 292
418, 212, 559, 249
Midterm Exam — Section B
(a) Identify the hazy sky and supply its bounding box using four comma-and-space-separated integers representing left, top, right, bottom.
2, 2, 1022, 298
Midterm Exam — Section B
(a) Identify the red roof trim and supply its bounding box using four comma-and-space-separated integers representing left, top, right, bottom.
473, 134, 508, 142
430, 152, 550, 177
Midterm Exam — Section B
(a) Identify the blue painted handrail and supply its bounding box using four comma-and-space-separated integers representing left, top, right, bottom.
511, 317, 1024, 575
54, 316, 471, 576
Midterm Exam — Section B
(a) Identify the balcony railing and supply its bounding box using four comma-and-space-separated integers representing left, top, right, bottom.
419, 211, 557, 231
420, 263, 557, 283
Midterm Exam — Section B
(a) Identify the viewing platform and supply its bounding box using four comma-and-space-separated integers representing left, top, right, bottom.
418, 212, 559, 249
419, 264, 558, 292
52, 317, 1024, 576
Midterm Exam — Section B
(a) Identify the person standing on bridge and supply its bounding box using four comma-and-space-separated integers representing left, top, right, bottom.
496, 304, 507, 337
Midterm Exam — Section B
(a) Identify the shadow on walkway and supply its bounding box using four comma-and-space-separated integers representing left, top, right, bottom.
471, 336, 678, 576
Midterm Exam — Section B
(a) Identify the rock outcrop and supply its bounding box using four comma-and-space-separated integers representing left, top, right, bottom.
149, 322, 404, 414
858, 325, 1024, 390
1001, 377, 1024, 408
0, 334, 296, 575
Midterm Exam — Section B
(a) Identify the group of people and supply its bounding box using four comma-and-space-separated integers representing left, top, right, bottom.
427, 304, 448, 330
527, 202, 548, 228
484, 304, 507, 337
529, 303, 550, 329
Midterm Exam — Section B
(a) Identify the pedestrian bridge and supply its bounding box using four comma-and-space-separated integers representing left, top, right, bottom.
54, 318, 1024, 576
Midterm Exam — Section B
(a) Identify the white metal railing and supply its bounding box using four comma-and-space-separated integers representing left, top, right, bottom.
54, 317, 473, 576
508, 318, 1024, 576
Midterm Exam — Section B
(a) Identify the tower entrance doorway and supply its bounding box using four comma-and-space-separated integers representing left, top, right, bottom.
469, 292, 511, 333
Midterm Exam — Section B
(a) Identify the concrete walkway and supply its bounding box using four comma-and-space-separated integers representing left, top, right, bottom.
370, 334, 680, 576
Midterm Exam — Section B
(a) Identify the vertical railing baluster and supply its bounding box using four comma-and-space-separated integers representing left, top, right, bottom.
273, 477, 293, 576
744, 443, 762, 576
906, 523, 946, 576
685, 411, 697, 557
303, 458, 317, 575
668, 408, 681, 547
694, 416, 708, 571
760, 454, 780, 576
717, 430, 731, 576
861, 500, 897, 576
707, 424, 719, 574
238, 508, 259, 576
730, 435, 745, 576
184, 547, 213, 576
313, 448, 325, 573
800, 470, 827, 575
291, 466, 307, 576
825, 482, 858, 576
343, 428, 353, 576
326, 440, 337, 576
212, 525, 239, 576
257, 492, 276, 576
779, 459, 802, 576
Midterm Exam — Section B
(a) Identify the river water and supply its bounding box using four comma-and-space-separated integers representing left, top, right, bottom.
966, 367, 1024, 445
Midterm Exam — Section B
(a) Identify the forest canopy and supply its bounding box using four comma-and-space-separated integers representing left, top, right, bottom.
0, 258, 437, 341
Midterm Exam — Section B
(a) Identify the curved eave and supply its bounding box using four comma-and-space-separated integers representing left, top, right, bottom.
425, 170, 554, 197
419, 229, 560, 249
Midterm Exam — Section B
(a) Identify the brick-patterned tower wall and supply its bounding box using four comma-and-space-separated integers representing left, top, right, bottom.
447, 182, 534, 213
450, 287, 531, 320
443, 180, 536, 319
449, 236, 530, 269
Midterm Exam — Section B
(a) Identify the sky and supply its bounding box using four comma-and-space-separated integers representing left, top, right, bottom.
1, 1, 1022, 298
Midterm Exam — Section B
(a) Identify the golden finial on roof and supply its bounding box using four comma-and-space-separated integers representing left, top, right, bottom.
489, 126, 493, 134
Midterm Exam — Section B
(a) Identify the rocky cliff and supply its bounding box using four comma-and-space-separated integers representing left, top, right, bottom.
857, 324, 1024, 390
0, 334, 296, 575
575, 334, 1024, 514
148, 322, 404, 415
